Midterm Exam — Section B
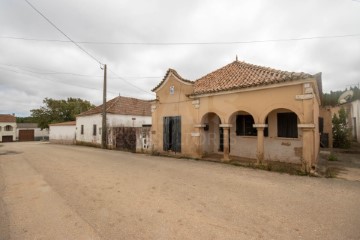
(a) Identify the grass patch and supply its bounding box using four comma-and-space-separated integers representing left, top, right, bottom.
325, 167, 340, 178
328, 153, 338, 161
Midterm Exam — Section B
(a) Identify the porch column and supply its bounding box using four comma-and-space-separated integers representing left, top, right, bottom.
220, 124, 232, 162
299, 124, 315, 173
254, 124, 267, 164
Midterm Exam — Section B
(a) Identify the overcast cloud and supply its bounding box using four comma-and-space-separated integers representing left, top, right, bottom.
1, 0, 359, 116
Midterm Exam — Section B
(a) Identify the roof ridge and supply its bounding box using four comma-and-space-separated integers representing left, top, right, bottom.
192, 59, 314, 95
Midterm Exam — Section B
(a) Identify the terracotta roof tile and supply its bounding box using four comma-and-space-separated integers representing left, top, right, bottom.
152, 68, 193, 92
49, 121, 76, 126
0, 114, 16, 123
77, 96, 152, 117
192, 60, 313, 95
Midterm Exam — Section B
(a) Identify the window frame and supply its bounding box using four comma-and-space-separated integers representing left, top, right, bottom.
236, 115, 257, 136
277, 112, 298, 138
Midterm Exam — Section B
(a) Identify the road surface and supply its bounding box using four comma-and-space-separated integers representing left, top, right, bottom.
1, 142, 359, 239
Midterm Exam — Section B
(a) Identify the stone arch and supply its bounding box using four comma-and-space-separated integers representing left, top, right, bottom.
260, 103, 304, 124
200, 112, 222, 156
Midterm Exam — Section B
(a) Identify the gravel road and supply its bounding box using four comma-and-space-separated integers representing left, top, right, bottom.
1, 142, 359, 240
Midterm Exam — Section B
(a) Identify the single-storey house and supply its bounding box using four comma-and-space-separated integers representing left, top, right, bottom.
0, 114, 16, 142
49, 121, 76, 144
76, 96, 152, 149
151, 59, 322, 172
321, 99, 360, 145
16, 123, 49, 141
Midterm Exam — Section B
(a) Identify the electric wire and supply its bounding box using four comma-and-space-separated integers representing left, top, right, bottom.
1, 33, 360, 45
23, 0, 155, 96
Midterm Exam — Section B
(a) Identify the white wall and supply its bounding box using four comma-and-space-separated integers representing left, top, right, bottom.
76, 113, 152, 145
49, 125, 76, 144
16, 128, 49, 140
350, 100, 360, 143
0, 122, 17, 142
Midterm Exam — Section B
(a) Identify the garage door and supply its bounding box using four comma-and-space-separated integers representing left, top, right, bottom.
2, 136, 13, 142
19, 130, 34, 141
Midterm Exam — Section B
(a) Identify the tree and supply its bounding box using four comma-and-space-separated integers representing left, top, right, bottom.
31, 98, 95, 129
332, 107, 351, 148
16, 116, 35, 123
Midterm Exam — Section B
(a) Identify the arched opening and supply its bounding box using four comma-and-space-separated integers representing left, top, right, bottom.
263, 108, 303, 163
5, 125, 13, 131
200, 112, 222, 156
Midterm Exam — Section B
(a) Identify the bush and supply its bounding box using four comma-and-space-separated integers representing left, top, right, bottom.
332, 107, 351, 148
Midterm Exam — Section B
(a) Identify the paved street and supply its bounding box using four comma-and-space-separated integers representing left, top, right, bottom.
1, 142, 360, 240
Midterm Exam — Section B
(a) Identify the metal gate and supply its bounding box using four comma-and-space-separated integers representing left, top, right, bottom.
19, 130, 35, 141
113, 127, 136, 152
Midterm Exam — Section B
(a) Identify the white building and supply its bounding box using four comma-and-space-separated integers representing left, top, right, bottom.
49, 121, 76, 144
16, 123, 49, 141
0, 114, 16, 142
349, 99, 360, 143
76, 96, 152, 147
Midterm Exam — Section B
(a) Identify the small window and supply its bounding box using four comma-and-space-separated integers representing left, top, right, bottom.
81, 125, 84, 135
5, 125, 13, 131
99, 128, 102, 135
236, 115, 257, 136
0, 126, 2, 131
93, 124, 97, 136
277, 112, 298, 138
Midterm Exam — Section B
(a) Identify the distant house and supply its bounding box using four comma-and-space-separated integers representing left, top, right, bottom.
16, 123, 49, 141
151, 59, 322, 172
49, 121, 76, 144
76, 96, 152, 149
0, 114, 16, 142
321, 99, 360, 145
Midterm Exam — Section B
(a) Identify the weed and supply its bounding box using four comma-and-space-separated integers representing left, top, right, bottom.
328, 153, 338, 161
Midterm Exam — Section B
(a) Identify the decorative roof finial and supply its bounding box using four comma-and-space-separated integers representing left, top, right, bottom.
236, 55, 238, 61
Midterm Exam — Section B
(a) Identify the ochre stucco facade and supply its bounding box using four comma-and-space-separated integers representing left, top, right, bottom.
151, 62, 322, 172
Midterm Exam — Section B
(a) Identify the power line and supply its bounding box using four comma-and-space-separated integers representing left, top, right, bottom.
24, 0, 102, 65
24, 0, 155, 96
0, 64, 155, 97
0, 63, 161, 79
1, 33, 360, 45
0, 66, 119, 95
108, 69, 155, 96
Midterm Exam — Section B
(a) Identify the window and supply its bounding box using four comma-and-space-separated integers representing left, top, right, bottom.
93, 124, 97, 136
81, 125, 84, 135
236, 115, 256, 136
5, 125, 13, 131
277, 112, 298, 138
0, 126, 2, 131
99, 128, 102, 135
163, 116, 181, 152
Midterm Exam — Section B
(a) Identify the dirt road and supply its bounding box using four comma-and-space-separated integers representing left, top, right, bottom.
1, 142, 360, 240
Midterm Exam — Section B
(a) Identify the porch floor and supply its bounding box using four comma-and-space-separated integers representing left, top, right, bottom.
201, 153, 303, 174
201, 153, 256, 164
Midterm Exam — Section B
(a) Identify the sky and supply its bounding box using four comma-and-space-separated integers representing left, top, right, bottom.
0, 0, 359, 117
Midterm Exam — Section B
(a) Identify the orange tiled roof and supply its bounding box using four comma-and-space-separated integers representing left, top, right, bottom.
49, 121, 76, 126
192, 60, 313, 95
152, 68, 193, 92
77, 96, 152, 117
0, 114, 16, 123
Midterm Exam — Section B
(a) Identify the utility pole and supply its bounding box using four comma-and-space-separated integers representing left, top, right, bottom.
101, 64, 107, 149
